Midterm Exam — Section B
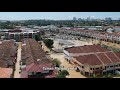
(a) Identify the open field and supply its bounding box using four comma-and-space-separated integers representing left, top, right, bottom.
49, 52, 86, 78
67, 39, 93, 46
46, 39, 92, 78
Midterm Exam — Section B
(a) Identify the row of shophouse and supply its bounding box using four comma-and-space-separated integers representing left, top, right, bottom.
63, 45, 120, 76
59, 27, 120, 43
0, 28, 44, 42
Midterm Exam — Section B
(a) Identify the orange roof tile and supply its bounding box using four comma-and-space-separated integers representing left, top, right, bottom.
0, 68, 13, 78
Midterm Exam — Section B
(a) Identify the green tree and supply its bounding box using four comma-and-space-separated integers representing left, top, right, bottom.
52, 59, 61, 67
92, 73, 96, 78
43, 39, 54, 49
35, 35, 40, 41
57, 74, 66, 78
57, 70, 69, 78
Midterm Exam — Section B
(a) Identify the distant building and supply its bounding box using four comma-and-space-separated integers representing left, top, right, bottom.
87, 16, 91, 21
114, 26, 120, 32
78, 18, 82, 21
73, 17, 77, 21
105, 17, 112, 21
0, 28, 42, 42
106, 28, 114, 33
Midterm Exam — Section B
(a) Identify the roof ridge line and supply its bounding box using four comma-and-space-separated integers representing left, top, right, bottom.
0, 68, 10, 77
95, 53, 104, 65
112, 52, 120, 61
79, 46, 85, 53
27, 63, 36, 72
104, 52, 113, 63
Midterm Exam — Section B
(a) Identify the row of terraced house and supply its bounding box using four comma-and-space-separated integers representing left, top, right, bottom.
20, 39, 57, 78
60, 27, 120, 44
0, 40, 17, 78
0, 38, 57, 78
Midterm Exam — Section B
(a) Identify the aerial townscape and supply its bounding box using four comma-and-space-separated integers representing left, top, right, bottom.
0, 12, 120, 78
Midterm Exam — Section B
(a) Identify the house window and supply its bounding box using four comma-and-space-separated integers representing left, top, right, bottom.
105, 66, 106, 69
110, 66, 113, 68
93, 68, 94, 70
107, 66, 109, 68
96, 68, 99, 70
82, 66, 84, 68
100, 67, 102, 69
90, 68, 92, 70
115, 65, 118, 67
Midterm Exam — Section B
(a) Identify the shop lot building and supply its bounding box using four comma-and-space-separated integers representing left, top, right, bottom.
64, 45, 120, 76
0, 28, 42, 42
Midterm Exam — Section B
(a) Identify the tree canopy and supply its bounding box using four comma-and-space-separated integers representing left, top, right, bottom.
0, 20, 120, 28
57, 70, 69, 78
43, 39, 54, 48
52, 58, 61, 67
35, 35, 42, 41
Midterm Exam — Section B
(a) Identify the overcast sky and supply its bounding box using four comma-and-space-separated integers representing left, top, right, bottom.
0, 12, 119, 20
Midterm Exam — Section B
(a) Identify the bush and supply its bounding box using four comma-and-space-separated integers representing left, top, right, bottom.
60, 70, 69, 76
52, 59, 61, 67
93, 73, 96, 78
35, 35, 41, 41
43, 39, 54, 49
57, 70, 69, 78
56, 75, 66, 78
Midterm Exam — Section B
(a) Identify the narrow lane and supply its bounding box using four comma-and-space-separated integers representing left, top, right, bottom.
14, 42, 21, 78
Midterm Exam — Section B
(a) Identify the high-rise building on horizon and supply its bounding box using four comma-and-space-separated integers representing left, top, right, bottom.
73, 17, 77, 21
78, 18, 82, 21
105, 17, 112, 21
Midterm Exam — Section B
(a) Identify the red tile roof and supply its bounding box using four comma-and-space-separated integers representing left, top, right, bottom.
65, 45, 110, 54
21, 39, 57, 78
75, 52, 120, 66
26, 63, 52, 72
76, 54, 102, 65
0, 68, 12, 78
21, 63, 54, 78
96, 53, 112, 64
21, 71, 28, 78
0, 60, 8, 68
105, 52, 120, 63
21, 39, 51, 65
0, 40, 16, 68
115, 53, 120, 59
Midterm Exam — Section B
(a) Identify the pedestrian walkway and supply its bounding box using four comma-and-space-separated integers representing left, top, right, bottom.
14, 42, 21, 78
